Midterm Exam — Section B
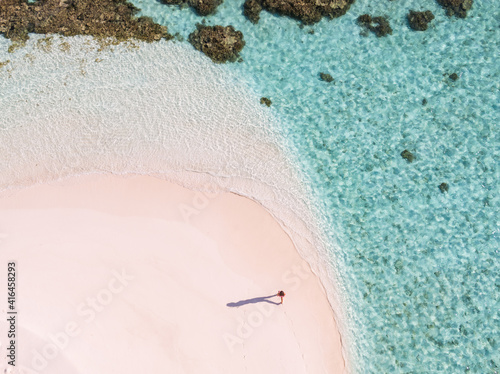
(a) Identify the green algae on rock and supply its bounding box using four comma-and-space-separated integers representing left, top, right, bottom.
260, 97, 272, 106
188, 24, 245, 63
436, 0, 473, 18
0, 0, 171, 44
439, 183, 449, 193
401, 149, 414, 163
243, 0, 354, 25
357, 14, 392, 37
319, 72, 334, 83
159, 0, 223, 16
407, 10, 435, 31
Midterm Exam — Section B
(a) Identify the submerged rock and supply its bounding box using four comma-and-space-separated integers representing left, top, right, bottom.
449, 73, 459, 81
357, 14, 392, 37
159, 0, 223, 16
243, 0, 354, 25
436, 0, 473, 18
439, 183, 449, 193
260, 97, 272, 106
401, 150, 414, 163
319, 73, 334, 83
407, 10, 435, 31
0, 0, 171, 43
188, 24, 245, 63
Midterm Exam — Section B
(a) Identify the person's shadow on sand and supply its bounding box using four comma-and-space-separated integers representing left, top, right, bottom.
227, 294, 280, 307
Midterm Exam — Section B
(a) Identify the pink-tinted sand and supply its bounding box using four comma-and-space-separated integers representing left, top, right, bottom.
0, 174, 345, 373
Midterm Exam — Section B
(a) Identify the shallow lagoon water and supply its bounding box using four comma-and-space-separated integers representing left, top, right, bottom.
1, 0, 499, 371
131, 0, 499, 371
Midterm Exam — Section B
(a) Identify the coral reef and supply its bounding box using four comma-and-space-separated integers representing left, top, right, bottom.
159, 0, 223, 16
357, 14, 392, 37
436, 0, 473, 18
243, 0, 354, 25
188, 24, 245, 63
407, 10, 435, 31
401, 150, 414, 163
244, 0, 263, 23
0, 0, 171, 43
319, 73, 334, 83
439, 183, 449, 193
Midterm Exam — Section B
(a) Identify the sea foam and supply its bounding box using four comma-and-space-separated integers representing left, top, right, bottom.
0, 35, 355, 372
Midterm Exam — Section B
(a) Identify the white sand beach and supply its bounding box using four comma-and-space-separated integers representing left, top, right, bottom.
0, 35, 353, 372
0, 173, 344, 373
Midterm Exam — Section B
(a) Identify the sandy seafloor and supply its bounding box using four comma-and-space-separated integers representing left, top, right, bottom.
1, 0, 499, 372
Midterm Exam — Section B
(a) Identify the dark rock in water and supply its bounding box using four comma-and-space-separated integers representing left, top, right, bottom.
188, 24, 245, 63
422, 98, 428, 105
439, 183, 449, 193
401, 149, 414, 163
357, 14, 392, 37
319, 72, 334, 82
407, 10, 435, 31
159, 0, 223, 16
357, 14, 371, 23
436, 0, 473, 18
449, 73, 459, 81
244, 0, 264, 23
194, 0, 222, 15
260, 97, 272, 106
0, 0, 171, 43
243, 0, 355, 25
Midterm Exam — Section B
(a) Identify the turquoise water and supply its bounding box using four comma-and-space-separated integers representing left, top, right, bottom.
130, 0, 499, 372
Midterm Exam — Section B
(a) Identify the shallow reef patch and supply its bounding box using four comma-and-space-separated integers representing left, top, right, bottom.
0, 0, 171, 45
407, 10, 435, 31
436, 0, 473, 18
401, 150, 414, 163
188, 24, 245, 63
357, 14, 392, 37
243, 0, 354, 25
159, 0, 223, 16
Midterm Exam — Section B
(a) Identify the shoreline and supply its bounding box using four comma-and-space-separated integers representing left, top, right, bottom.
0, 173, 345, 373
0, 36, 354, 371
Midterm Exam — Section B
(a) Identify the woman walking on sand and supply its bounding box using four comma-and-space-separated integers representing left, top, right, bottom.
277, 290, 285, 304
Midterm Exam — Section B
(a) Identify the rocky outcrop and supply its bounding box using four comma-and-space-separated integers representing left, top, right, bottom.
407, 10, 435, 31
357, 14, 392, 37
436, 0, 473, 18
401, 150, 414, 163
244, 0, 263, 23
319, 73, 334, 82
188, 24, 245, 63
260, 97, 272, 106
243, 0, 354, 25
439, 183, 449, 193
159, 0, 223, 16
0, 0, 171, 43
